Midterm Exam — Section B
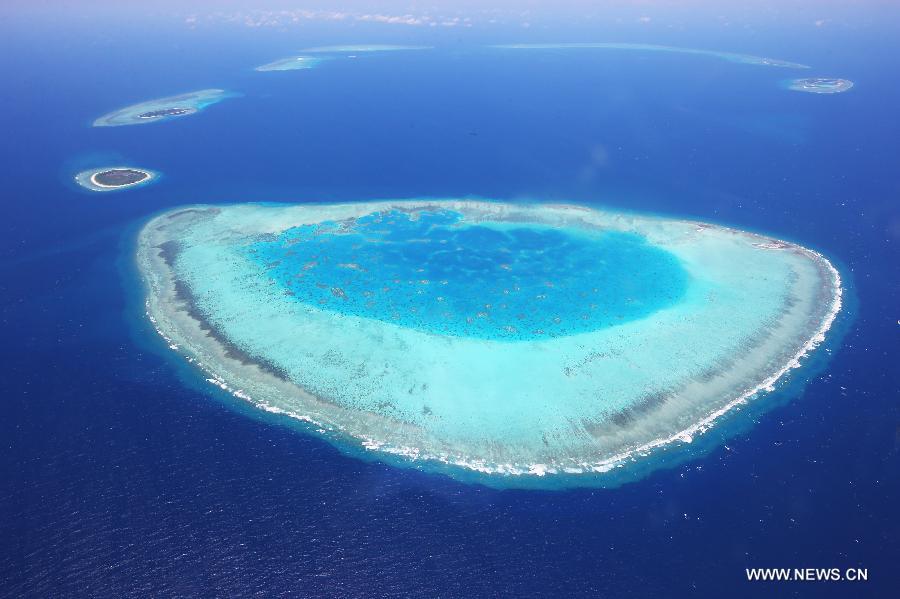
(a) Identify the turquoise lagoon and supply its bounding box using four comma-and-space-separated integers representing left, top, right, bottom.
248, 210, 687, 340
138, 201, 841, 481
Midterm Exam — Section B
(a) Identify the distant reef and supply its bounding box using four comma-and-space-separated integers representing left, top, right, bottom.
137, 200, 842, 486
93, 89, 235, 127
255, 55, 328, 72
490, 43, 811, 69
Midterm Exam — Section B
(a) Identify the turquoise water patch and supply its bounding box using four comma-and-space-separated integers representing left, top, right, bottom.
244, 209, 688, 340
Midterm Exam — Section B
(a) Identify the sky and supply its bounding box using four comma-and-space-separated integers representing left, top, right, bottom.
3, 0, 900, 33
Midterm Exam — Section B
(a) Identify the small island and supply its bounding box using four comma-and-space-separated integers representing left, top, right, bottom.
787, 77, 854, 94
93, 89, 234, 127
74, 166, 158, 192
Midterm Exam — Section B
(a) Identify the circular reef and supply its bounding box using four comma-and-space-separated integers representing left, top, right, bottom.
137, 201, 842, 484
787, 78, 854, 94
75, 166, 157, 192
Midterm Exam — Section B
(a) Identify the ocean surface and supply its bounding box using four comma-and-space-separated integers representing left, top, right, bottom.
1, 15, 898, 597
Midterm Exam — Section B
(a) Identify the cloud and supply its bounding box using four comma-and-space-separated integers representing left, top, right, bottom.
189, 8, 473, 29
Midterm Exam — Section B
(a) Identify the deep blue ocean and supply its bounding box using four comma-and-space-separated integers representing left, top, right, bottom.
1, 14, 898, 597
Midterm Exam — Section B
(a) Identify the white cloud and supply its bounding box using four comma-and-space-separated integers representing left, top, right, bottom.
190, 8, 475, 29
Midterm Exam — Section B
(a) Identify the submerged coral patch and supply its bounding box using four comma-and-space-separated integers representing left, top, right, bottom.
247, 210, 688, 340
787, 78, 854, 94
